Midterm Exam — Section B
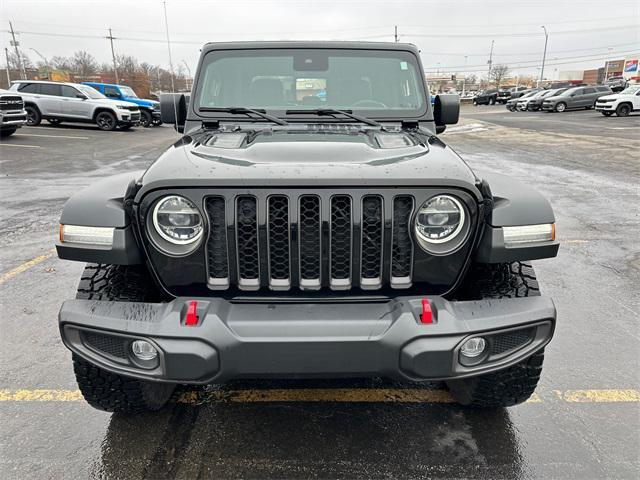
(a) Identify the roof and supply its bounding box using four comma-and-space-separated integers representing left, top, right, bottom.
10, 79, 87, 87
201, 40, 419, 53
82, 82, 131, 88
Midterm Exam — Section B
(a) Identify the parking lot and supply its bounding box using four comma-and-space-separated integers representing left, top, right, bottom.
1, 109, 639, 478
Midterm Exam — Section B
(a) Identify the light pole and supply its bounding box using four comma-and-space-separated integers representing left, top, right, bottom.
462, 55, 467, 96
487, 40, 494, 86
29, 47, 50, 79
540, 26, 548, 87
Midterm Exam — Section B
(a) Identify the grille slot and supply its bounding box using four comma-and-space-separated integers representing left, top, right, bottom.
236, 196, 260, 289
391, 196, 414, 288
360, 196, 383, 289
82, 332, 127, 359
491, 328, 535, 356
268, 195, 291, 289
330, 195, 352, 289
205, 197, 229, 288
0, 96, 24, 110
299, 195, 322, 289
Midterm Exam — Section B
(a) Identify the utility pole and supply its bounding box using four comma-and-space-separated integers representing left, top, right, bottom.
487, 40, 494, 86
106, 28, 119, 83
394, 25, 398, 43
8, 21, 26, 79
162, 0, 176, 94
462, 55, 468, 96
540, 26, 548, 87
4, 47, 11, 85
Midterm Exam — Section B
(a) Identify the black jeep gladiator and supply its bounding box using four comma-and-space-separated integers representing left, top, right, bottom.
56, 42, 558, 413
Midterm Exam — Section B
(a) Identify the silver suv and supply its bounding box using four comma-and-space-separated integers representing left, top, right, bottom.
9, 80, 141, 131
541, 85, 612, 112
0, 88, 27, 137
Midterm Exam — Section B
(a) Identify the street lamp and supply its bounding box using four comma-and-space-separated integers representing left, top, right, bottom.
29, 48, 51, 79
540, 26, 548, 87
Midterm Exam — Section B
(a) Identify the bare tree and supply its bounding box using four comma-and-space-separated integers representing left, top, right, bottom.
115, 54, 138, 78
489, 64, 510, 87
50, 55, 74, 71
8, 50, 33, 70
71, 51, 98, 77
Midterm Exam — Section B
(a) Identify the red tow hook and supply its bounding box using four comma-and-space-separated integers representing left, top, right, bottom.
420, 299, 433, 324
185, 300, 199, 326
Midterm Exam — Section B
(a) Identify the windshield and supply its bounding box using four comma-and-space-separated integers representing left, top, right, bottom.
621, 85, 640, 94
77, 85, 105, 99
120, 86, 138, 98
195, 48, 426, 118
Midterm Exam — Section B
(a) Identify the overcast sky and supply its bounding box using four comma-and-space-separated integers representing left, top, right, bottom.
2, 0, 639, 79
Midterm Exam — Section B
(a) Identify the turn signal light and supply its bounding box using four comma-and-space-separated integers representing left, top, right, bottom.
185, 300, 199, 326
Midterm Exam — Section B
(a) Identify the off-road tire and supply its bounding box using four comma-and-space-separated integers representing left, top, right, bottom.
0, 127, 17, 137
73, 264, 174, 414
141, 109, 153, 127
616, 103, 631, 117
25, 105, 42, 126
447, 261, 544, 407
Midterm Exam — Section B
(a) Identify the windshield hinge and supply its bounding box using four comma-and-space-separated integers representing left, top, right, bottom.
401, 120, 419, 130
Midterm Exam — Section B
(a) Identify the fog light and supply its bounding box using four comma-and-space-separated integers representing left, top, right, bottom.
460, 337, 486, 358
131, 340, 157, 361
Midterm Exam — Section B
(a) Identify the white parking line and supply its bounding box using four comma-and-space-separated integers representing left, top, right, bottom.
16, 133, 89, 140
0, 143, 42, 149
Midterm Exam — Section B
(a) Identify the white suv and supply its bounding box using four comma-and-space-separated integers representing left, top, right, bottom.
595, 85, 640, 117
9, 80, 141, 131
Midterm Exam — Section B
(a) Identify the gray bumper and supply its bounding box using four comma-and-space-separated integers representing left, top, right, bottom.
59, 295, 556, 384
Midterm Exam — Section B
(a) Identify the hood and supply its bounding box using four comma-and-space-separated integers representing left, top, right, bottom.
598, 93, 626, 100
126, 97, 159, 107
543, 95, 563, 102
138, 127, 479, 196
101, 98, 139, 108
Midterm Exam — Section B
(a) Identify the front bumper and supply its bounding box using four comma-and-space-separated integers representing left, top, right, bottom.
0, 111, 27, 127
595, 103, 615, 111
59, 295, 556, 384
541, 103, 555, 111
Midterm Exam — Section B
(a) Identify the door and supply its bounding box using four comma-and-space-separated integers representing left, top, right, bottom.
36, 83, 63, 115
634, 90, 640, 110
582, 87, 597, 107
60, 85, 94, 119
103, 85, 122, 100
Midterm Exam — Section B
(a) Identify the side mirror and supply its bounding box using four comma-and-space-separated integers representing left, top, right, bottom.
160, 93, 187, 133
76, 94, 87, 100
433, 94, 460, 134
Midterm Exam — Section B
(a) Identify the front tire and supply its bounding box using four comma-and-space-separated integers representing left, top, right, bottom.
555, 102, 566, 112
25, 105, 42, 126
616, 103, 631, 117
447, 262, 545, 408
141, 109, 153, 127
95, 111, 117, 131
73, 264, 174, 414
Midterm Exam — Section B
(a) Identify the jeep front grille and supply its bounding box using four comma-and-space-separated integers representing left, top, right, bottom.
0, 96, 24, 111
204, 192, 415, 291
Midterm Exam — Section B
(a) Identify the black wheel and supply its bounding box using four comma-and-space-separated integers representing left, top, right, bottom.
489, 97, 496, 105
555, 102, 566, 113
95, 111, 117, 131
601, 111, 613, 116
47, 118, 62, 125
447, 262, 544, 408
616, 103, 631, 117
0, 127, 17, 137
73, 264, 174, 414
141, 109, 153, 127
25, 105, 42, 126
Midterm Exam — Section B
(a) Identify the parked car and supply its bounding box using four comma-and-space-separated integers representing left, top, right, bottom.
55, 41, 559, 413
526, 88, 568, 111
496, 88, 512, 104
505, 89, 539, 111
605, 76, 628, 93
8, 80, 141, 131
515, 90, 549, 111
82, 82, 162, 127
541, 85, 612, 112
0, 88, 27, 137
508, 86, 530, 100
595, 84, 640, 116
473, 88, 498, 105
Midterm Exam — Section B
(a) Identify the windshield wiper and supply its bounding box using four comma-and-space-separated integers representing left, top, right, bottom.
285, 108, 382, 127
199, 107, 288, 125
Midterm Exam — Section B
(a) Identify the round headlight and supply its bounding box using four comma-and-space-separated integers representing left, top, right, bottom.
415, 195, 468, 254
152, 195, 203, 245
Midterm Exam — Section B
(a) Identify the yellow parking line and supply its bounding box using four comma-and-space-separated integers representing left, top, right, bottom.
16, 133, 89, 140
0, 143, 42, 148
1, 388, 638, 404
554, 389, 640, 403
0, 249, 56, 285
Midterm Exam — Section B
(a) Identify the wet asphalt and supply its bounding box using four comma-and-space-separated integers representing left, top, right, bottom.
0, 107, 639, 479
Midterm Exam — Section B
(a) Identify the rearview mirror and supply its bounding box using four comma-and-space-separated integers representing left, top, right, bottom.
433, 94, 460, 134
160, 93, 187, 133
